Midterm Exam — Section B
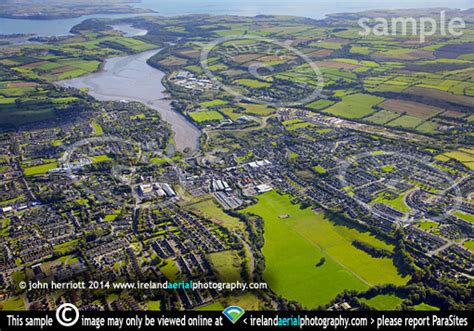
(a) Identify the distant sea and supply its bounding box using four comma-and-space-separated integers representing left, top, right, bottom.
135, 0, 473, 18
0, 0, 472, 36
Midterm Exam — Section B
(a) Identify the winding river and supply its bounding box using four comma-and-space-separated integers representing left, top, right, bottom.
57, 49, 201, 153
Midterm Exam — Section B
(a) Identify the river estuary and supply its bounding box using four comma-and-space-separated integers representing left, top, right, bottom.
57, 49, 201, 153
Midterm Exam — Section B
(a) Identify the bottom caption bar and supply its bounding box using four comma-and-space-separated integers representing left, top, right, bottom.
0, 306, 472, 330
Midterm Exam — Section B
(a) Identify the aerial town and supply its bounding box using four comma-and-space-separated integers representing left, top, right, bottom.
0, 8, 472, 312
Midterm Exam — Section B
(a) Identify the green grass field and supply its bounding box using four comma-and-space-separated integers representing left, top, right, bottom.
313, 165, 327, 174
160, 259, 180, 281
90, 154, 112, 163
200, 99, 228, 108
412, 303, 440, 311
306, 99, 334, 111
91, 120, 103, 135
463, 240, 474, 253
239, 103, 275, 116
188, 198, 244, 231
219, 293, 262, 311
244, 191, 407, 308
372, 192, 411, 213
324, 93, 384, 119
418, 220, 439, 231
189, 110, 224, 122
283, 119, 314, 131
387, 115, 424, 129
365, 110, 400, 125
0, 296, 25, 311
147, 300, 161, 311
454, 211, 474, 223
195, 301, 224, 311
437, 151, 474, 171
208, 250, 242, 282
53, 239, 79, 254
23, 162, 58, 176
235, 79, 271, 88
359, 294, 404, 310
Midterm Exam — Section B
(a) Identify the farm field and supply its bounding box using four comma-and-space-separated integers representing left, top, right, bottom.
380, 99, 444, 119
436, 151, 474, 170
244, 191, 407, 308
219, 107, 245, 121
364, 110, 400, 125
235, 79, 271, 88
239, 103, 276, 116
91, 120, 104, 135
416, 120, 441, 134
15, 58, 101, 81
313, 165, 327, 174
405, 86, 474, 108
200, 100, 228, 108
306, 99, 334, 111
323, 93, 384, 119
387, 115, 424, 129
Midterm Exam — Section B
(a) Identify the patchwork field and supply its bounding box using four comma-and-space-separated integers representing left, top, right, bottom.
405, 86, 474, 108
365, 110, 400, 125
15, 58, 101, 81
244, 191, 407, 308
387, 115, 424, 129
436, 150, 474, 170
380, 99, 444, 119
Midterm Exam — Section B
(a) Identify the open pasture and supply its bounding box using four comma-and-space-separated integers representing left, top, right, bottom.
323, 93, 384, 119
244, 192, 407, 308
